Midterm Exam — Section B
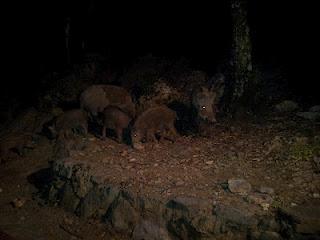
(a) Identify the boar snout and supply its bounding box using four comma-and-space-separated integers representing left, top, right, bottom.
198, 106, 217, 123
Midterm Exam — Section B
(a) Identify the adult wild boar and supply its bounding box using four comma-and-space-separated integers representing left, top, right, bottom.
49, 109, 88, 139
102, 106, 132, 143
131, 105, 178, 149
136, 72, 225, 129
192, 87, 218, 123
191, 72, 225, 123
80, 85, 135, 118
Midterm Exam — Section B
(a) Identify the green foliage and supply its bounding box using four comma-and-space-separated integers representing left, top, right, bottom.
268, 136, 320, 164
288, 137, 320, 162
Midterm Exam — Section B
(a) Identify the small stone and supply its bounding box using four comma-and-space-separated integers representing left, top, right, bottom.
20, 216, 26, 221
309, 105, 320, 112
134, 144, 145, 150
153, 163, 159, 167
312, 193, 320, 198
0, 188, 3, 193
120, 150, 128, 157
12, 198, 26, 208
228, 179, 252, 195
129, 158, 136, 162
291, 202, 297, 207
258, 186, 275, 195
261, 203, 270, 211
205, 160, 214, 165
247, 193, 273, 206
63, 217, 73, 225
175, 180, 184, 186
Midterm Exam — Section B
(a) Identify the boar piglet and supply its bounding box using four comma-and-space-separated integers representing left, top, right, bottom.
0, 133, 34, 162
131, 105, 178, 149
102, 105, 132, 143
50, 109, 88, 139
80, 84, 135, 118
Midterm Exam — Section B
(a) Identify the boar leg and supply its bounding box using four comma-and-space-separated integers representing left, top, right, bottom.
102, 126, 107, 140
167, 124, 178, 141
146, 131, 157, 142
115, 128, 123, 143
82, 123, 88, 136
158, 132, 164, 142
157, 128, 167, 143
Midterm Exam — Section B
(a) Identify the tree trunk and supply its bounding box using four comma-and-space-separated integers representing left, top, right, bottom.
230, 0, 254, 106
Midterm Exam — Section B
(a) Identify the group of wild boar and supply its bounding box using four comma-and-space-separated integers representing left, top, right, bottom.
50, 80, 223, 149
0, 72, 224, 163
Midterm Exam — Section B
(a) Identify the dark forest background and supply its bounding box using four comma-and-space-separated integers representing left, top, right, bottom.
4, 0, 319, 110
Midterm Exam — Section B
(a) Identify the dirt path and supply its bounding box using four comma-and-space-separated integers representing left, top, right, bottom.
0, 115, 319, 239
0, 138, 123, 240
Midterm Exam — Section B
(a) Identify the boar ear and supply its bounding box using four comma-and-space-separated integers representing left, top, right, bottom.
200, 86, 207, 92
48, 126, 56, 135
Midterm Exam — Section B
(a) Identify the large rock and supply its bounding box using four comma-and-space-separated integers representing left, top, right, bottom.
228, 179, 252, 195
78, 185, 119, 218
296, 111, 320, 121
60, 182, 80, 212
275, 100, 299, 113
164, 197, 216, 239
132, 220, 170, 240
50, 157, 307, 239
279, 203, 320, 236
214, 204, 258, 232
309, 105, 320, 112
105, 191, 140, 233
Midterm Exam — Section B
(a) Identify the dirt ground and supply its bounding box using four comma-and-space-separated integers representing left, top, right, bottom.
0, 114, 320, 239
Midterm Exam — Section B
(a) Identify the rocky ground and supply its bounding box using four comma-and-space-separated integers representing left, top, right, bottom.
0, 113, 320, 239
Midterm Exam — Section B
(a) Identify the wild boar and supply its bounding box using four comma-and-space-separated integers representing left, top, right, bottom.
192, 87, 218, 123
49, 109, 88, 139
0, 133, 34, 163
135, 72, 225, 135
80, 84, 135, 118
131, 105, 178, 149
191, 73, 224, 123
102, 106, 132, 143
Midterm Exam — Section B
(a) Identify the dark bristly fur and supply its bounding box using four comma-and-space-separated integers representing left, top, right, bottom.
131, 105, 178, 149
102, 105, 132, 142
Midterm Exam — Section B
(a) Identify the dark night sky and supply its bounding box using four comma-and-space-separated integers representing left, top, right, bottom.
26, 1, 293, 71
8, 1, 319, 103
34, 1, 293, 68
